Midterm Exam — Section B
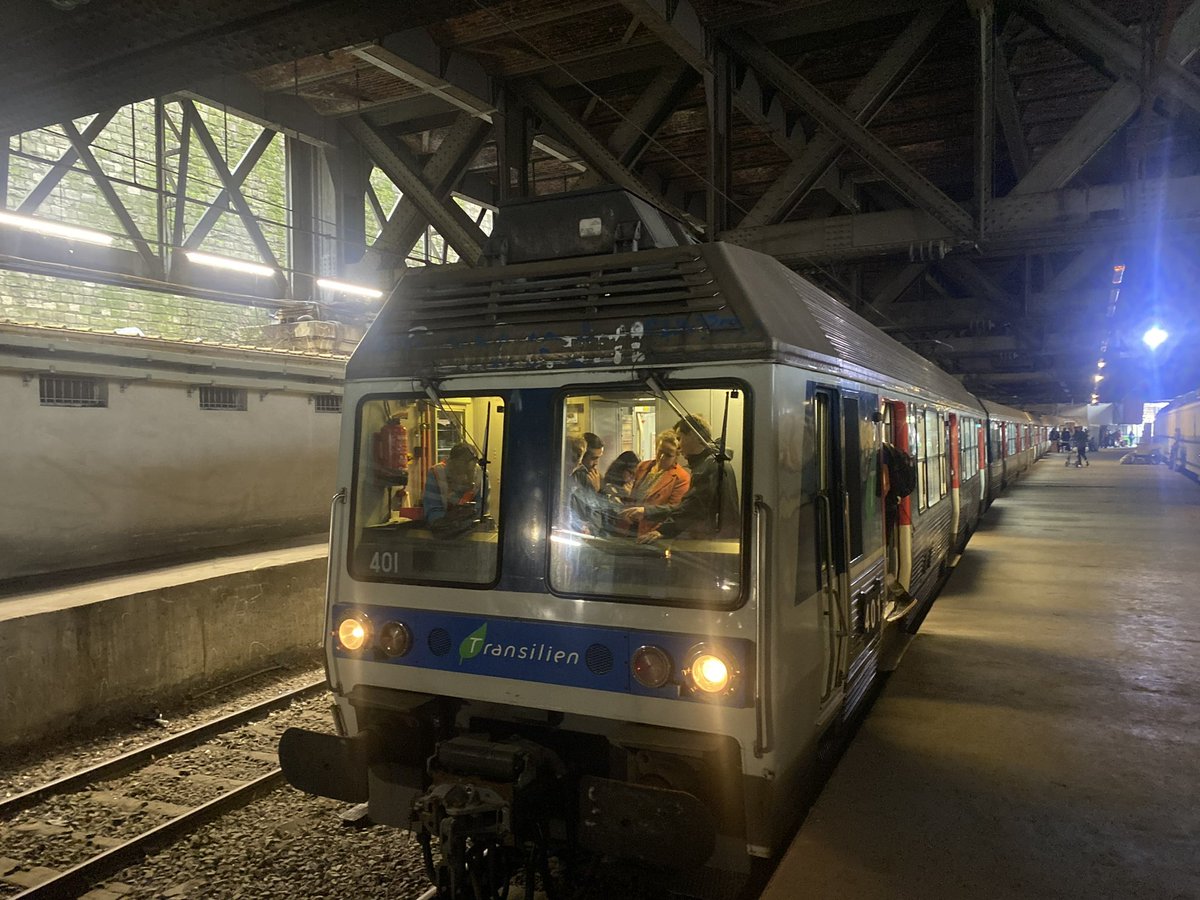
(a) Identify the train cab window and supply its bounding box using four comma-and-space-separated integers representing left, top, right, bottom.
348, 395, 505, 586
549, 386, 746, 607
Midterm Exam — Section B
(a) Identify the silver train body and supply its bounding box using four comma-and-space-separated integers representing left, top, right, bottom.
1158, 390, 1200, 480
279, 190, 1049, 894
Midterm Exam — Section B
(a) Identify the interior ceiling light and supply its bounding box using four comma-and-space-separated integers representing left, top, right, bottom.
0, 210, 113, 245
1097, 359, 1106, 368
1112, 264, 1125, 284
184, 250, 276, 278
317, 278, 384, 299
1094, 373, 1104, 382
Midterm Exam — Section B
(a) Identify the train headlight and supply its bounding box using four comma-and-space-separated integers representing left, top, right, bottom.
632, 645, 674, 688
377, 621, 412, 658
336, 614, 369, 652
685, 645, 736, 695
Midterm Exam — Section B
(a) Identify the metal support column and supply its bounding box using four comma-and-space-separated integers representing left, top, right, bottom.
495, 88, 530, 201
974, 0, 995, 243
706, 44, 732, 238
288, 137, 316, 300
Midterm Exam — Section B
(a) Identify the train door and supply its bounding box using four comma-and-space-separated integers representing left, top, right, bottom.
947, 414, 960, 552
977, 420, 987, 504
812, 386, 884, 720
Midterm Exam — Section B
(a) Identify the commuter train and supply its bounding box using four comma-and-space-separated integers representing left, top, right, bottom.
1157, 390, 1200, 480
279, 189, 1050, 897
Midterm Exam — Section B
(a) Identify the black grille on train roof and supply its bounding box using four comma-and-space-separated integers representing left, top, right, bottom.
393, 252, 725, 330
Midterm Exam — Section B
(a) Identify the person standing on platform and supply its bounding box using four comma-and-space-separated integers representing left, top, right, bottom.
1073, 426, 1089, 467
1050, 427, 1061, 452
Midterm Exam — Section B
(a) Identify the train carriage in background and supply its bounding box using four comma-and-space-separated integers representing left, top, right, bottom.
1158, 390, 1200, 480
279, 189, 1044, 898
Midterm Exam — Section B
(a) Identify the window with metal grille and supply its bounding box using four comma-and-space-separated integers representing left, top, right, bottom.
314, 395, 342, 414
199, 386, 247, 411
39, 374, 107, 407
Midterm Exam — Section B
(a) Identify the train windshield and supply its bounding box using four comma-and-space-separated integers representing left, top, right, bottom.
551, 386, 746, 607
349, 395, 505, 586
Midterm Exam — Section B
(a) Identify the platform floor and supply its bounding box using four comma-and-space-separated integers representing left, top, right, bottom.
762, 449, 1200, 899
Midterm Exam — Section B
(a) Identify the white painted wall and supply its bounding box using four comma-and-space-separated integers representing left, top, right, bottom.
1, 365, 341, 581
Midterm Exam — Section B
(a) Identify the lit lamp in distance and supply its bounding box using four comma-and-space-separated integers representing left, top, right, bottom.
1142, 326, 1169, 350
184, 250, 277, 278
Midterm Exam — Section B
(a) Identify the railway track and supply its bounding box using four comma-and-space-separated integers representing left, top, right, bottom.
0, 680, 327, 899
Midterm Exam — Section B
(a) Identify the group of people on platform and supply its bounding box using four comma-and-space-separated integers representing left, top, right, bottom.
566, 415, 739, 543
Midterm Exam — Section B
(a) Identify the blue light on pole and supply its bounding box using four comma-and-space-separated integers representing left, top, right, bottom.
1143, 326, 1168, 350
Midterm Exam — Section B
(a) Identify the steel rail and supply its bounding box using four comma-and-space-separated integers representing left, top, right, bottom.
11, 768, 286, 900
0, 678, 324, 818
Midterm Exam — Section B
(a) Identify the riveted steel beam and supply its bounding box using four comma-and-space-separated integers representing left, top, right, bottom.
1016, 0, 1200, 119
182, 101, 284, 276
352, 29, 586, 173
741, 4, 953, 227
16, 110, 117, 215
60, 119, 161, 276
371, 112, 492, 264
343, 115, 485, 265
869, 263, 926, 311
974, 2, 995, 242
1011, 1, 1200, 195
183, 127, 276, 251
619, 0, 805, 155
723, 29, 975, 238
173, 75, 340, 149
994, 31, 1031, 179
514, 78, 699, 229
723, 173, 1200, 263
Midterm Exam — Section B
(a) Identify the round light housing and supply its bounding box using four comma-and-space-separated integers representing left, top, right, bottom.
377, 621, 412, 658
337, 615, 369, 651
685, 645, 736, 695
632, 645, 674, 688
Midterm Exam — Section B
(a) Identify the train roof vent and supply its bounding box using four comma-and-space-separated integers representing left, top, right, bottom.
480, 186, 696, 265
394, 247, 723, 331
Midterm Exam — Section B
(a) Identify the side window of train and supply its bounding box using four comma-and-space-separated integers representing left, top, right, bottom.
923, 408, 940, 508
841, 393, 882, 562
348, 394, 505, 586
911, 411, 925, 512
548, 385, 747, 608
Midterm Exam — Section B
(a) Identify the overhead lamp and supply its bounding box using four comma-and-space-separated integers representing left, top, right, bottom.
1142, 326, 1168, 350
1112, 264, 1125, 284
184, 250, 276, 278
0, 210, 113, 245
317, 278, 384, 299
1097, 358, 1106, 369
1094, 373, 1103, 383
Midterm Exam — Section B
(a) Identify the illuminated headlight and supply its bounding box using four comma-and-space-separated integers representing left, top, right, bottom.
336, 614, 369, 652
377, 621, 412, 658
684, 645, 737, 695
632, 645, 674, 689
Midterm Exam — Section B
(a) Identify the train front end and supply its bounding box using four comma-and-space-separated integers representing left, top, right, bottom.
278, 190, 789, 895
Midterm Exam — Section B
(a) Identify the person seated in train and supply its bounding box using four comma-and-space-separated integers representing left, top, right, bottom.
568, 432, 608, 535
423, 442, 482, 523
622, 415, 739, 543
611, 432, 691, 538
601, 451, 641, 502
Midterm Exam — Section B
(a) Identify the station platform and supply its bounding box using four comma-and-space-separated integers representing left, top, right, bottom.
0, 537, 328, 750
762, 449, 1200, 899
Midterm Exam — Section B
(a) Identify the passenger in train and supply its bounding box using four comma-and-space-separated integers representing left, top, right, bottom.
568, 432, 607, 534
602, 451, 641, 501
624, 415, 739, 542
423, 442, 482, 523
621, 432, 690, 537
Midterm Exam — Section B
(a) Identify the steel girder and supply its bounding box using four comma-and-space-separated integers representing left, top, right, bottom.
741, 4, 954, 227
722, 29, 976, 239
722, 173, 1200, 264
343, 116, 486, 266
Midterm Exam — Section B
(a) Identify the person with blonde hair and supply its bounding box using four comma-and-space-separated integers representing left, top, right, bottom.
623, 415, 739, 541
621, 431, 690, 536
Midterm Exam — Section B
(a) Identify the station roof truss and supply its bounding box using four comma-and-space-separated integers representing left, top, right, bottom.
2, 0, 1199, 406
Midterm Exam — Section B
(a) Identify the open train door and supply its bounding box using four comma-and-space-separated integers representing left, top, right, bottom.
812, 385, 886, 725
